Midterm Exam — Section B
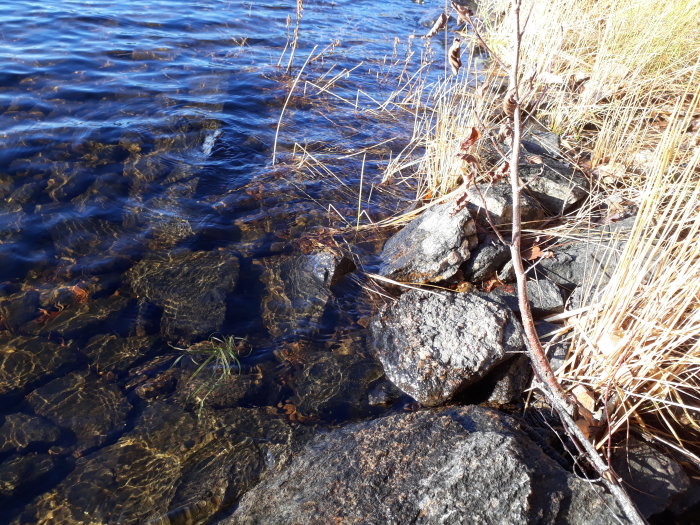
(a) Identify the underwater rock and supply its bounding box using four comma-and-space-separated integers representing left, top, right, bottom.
0, 289, 39, 333
0, 336, 79, 397
462, 236, 511, 282
26, 371, 131, 453
225, 406, 624, 524
0, 413, 62, 454
520, 159, 589, 215
127, 249, 239, 341
37, 294, 131, 340
82, 334, 159, 374
377, 198, 478, 284
0, 453, 57, 499
258, 250, 354, 340
369, 290, 525, 406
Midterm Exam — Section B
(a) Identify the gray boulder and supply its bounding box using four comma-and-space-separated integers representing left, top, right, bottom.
521, 159, 589, 215
527, 277, 565, 317
369, 290, 525, 406
378, 199, 477, 283
224, 406, 624, 524
464, 182, 545, 228
462, 236, 511, 282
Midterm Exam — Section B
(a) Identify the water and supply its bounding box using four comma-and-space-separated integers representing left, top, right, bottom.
0, 0, 447, 522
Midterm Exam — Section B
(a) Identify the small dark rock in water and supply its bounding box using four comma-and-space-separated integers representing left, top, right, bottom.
224, 406, 624, 524
520, 158, 589, 215
462, 236, 511, 282
0, 453, 57, 499
369, 290, 525, 406
258, 250, 354, 340
127, 249, 239, 341
26, 371, 131, 453
0, 336, 79, 397
612, 439, 693, 518
377, 198, 477, 284
0, 413, 62, 454
0, 290, 39, 333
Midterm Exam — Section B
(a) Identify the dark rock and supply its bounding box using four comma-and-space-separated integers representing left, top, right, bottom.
82, 334, 159, 373
527, 278, 565, 317
536, 321, 569, 372
369, 290, 525, 406
0, 336, 79, 397
225, 406, 624, 524
520, 159, 589, 214
0, 453, 56, 499
612, 439, 691, 518
26, 371, 131, 452
377, 198, 477, 283
0, 413, 62, 454
0, 290, 39, 332
37, 294, 131, 339
258, 250, 353, 340
485, 354, 532, 405
127, 249, 239, 341
498, 259, 516, 282
462, 237, 510, 282
464, 182, 545, 228
367, 379, 403, 407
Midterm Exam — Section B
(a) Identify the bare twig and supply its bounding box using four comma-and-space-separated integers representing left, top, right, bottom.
505, 2, 646, 524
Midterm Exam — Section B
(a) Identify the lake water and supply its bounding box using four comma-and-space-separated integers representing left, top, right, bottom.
0, 0, 451, 522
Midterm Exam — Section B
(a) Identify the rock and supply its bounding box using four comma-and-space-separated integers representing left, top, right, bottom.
0, 336, 79, 397
258, 250, 354, 340
536, 321, 569, 372
26, 371, 131, 452
498, 259, 516, 282
484, 355, 532, 405
464, 182, 544, 228
369, 290, 525, 406
224, 406, 624, 524
367, 379, 403, 407
127, 249, 239, 341
537, 217, 635, 291
0, 413, 62, 454
37, 294, 131, 340
0, 453, 56, 499
377, 198, 477, 283
520, 159, 589, 214
462, 237, 510, 282
527, 278, 565, 317
612, 439, 691, 517
82, 334, 159, 373
0, 290, 39, 332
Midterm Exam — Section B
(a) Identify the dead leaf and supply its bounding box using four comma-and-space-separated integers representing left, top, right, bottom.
522, 245, 554, 261
69, 285, 89, 304
502, 88, 517, 118
424, 12, 448, 39
450, 1, 469, 24
448, 38, 462, 76
488, 161, 509, 183
524, 154, 543, 164
459, 127, 481, 150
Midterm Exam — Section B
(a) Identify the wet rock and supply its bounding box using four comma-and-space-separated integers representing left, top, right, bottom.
225, 406, 624, 524
520, 159, 589, 214
0, 289, 39, 332
612, 439, 692, 518
48, 216, 124, 258
0, 453, 56, 499
0, 336, 79, 397
527, 278, 565, 317
462, 236, 511, 282
369, 290, 525, 406
258, 250, 353, 339
127, 249, 239, 341
82, 334, 159, 373
367, 379, 403, 407
464, 182, 545, 228
0, 413, 62, 454
26, 371, 131, 452
537, 217, 635, 291
37, 294, 131, 339
377, 198, 477, 284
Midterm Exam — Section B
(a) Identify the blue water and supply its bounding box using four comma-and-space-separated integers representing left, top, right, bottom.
0, 0, 449, 522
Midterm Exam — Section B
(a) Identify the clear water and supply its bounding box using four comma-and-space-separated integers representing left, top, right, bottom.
0, 0, 449, 522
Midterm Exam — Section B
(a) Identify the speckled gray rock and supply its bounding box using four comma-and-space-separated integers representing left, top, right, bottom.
527, 278, 565, 317
369, 290, 525, 406
224, 406, 624, 525
462, 237, 511, 282
485, 355, 532, 405
378, 199, 477, 283
464, 182, 545, 228
520, 159, 589, 214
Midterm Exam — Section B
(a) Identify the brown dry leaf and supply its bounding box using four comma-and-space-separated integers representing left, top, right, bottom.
522, 245, 554, 261
592, 162, 627, 183
488, 161, 510, 183
448, 38, 462, 76
450, 1, 469, 24
459, 127, 481, 150
524, 154, 543, 164
69, 285, 89, 303
458, 153, 479, 166
502, 88, 517, 118
424, 12, 448, 39
572, 384, 596, 413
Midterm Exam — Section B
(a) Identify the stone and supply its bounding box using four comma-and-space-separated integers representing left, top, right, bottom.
0, 453, 56, 499
520, 159, 589, 214
611, 439, 691, 518
527, 278, 565, 317
82, 334, 159, 373
377, 198, 478, 283
462, 236, 511, 282
464, 182, 545, 228
498, 259, 516, 282
127, 249, 239, 341
26, 371, 131, 452
258, 250, 354, 340
369, 290, 525, 406
536, 321, 569, 372
0, 413, 62, 454
37, 294, 131, 340
224, 406, 624, 524
0, 290, 39, 332
484, 355, 532, 405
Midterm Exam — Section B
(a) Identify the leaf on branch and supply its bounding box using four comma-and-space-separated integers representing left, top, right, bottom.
487, 161, 509, 183
522, 244, 554, 261
448, 38, 462, 76
459, 127, 481, 150
524, 154, 543, 164
450, 1, 470, 24
458, 153, 479, 166
424, 12, 448, 39
496, 123, 513, 144
502, 88, 517, 118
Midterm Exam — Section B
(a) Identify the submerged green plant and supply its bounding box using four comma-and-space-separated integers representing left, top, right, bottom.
173, 335, 248, 415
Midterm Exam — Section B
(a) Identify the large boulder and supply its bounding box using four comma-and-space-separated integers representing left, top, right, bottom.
224, 406, 624, 524
378, 199, 478, 283
369, 290, 525, 406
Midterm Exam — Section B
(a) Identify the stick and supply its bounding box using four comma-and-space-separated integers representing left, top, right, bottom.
504, 2, 646, 524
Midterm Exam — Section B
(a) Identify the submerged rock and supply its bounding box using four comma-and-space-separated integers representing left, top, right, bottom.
0, 413, 62, 454
377, 198, 477, 283
82, 334, 159, 374
127, 249, 239, 341
225, 406, 624, 524
0, 453, 57, 499
0, 290, 39, 333
369, 290, 525, 406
